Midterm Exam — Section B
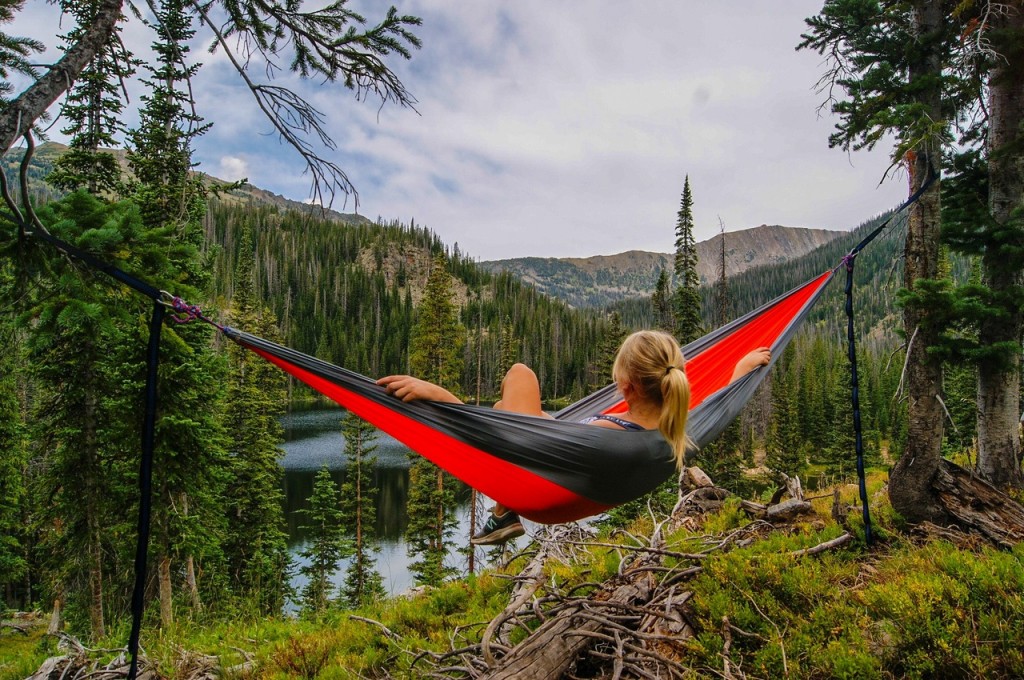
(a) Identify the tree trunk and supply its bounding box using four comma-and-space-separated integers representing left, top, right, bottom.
0, 0, 124, 153
888, 0, 949, 525
181, 494, 202, 612
185, 556, 201, 613
87, 510, 105, 639
436, 468, 445, 553
159, 555, 173, 627
84, 388, 104, 640
976, 1, 1024, 489
47, 597, 62, 636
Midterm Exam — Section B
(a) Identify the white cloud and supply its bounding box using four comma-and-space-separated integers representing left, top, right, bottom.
217, 155, 249, 182
12, 1, 911, 260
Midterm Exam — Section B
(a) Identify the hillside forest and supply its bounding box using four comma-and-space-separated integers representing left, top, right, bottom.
1, 1, 1023, 679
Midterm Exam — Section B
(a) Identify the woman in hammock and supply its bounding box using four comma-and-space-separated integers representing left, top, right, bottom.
378, 330, 770, 545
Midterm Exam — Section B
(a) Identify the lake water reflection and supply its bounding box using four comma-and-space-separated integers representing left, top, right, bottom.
280, 407, 474, 606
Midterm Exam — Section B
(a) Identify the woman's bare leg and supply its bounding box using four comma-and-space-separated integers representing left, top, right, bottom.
486, 363, 546, 518
493, 363, 545, 417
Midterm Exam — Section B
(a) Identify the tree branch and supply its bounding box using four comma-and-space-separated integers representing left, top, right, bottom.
192, 0, 357, 209
0, 0, 124, 154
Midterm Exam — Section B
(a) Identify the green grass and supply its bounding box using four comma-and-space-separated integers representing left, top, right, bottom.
5, 471, 1024, 679
0, 621, 50, 679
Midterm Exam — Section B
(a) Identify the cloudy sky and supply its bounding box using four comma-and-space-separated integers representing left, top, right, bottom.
17, 2, 909, 261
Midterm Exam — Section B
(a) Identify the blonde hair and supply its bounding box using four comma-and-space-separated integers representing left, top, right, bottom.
612, 330, 691, 468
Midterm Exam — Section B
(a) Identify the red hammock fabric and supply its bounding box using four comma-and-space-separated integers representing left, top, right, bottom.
606, 270, 832, 415
230, 269, 835, 523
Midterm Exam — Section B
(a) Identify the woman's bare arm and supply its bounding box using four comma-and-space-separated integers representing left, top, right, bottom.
730, 347, 771, 383
376, 375, 463, 403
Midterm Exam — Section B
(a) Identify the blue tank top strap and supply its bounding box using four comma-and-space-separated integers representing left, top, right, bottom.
579, 414, 646, 431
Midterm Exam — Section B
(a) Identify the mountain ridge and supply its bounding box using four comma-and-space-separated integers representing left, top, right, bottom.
1, 141, 373, 227
479, 225, 843, 308
7, 143, 843, 311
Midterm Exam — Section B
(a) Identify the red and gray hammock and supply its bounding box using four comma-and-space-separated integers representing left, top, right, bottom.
225, 270, 833, 524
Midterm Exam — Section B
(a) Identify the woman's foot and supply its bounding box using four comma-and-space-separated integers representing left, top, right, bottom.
471, 510, 525, 545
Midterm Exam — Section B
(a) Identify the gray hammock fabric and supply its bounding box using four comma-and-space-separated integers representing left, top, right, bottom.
226, 269, 835, 524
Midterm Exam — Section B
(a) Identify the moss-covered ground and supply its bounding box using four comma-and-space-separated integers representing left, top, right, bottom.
4, 472, 1023, 679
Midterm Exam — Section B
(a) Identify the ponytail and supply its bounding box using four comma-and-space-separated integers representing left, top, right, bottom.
659, 365, 691, 468
612, 330, 692, 468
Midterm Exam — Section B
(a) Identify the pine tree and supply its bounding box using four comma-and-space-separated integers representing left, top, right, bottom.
714, 220, 731, 327
126, 0, 210, 231
405, 458, 457, 586
819, 359, 856, 481
765, 344, 806, 477
0, 322, 27, 607
650, 269, 674, 332
672, 176, 703, 344
21, 194, 143, 639
298, 467, 348, 616
124, 0, 227, 626
46, 1, 136, 195
405, 254, 462, 587
498, 315, 519, 378
972, 7, 1024, 489
338, 412, 385, 607
222, 224, 291, 613
409, 255, 464, 391
703, 426, 747, 490
800, 0, 952, 523
596, 311, 626, 387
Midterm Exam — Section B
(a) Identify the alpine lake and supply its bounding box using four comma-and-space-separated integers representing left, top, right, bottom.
280, 406, 477, 607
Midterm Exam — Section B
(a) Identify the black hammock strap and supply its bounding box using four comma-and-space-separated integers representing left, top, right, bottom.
838, 168, 939, 545
126, 301, 163, 680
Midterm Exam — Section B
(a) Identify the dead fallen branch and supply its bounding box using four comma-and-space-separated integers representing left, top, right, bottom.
481, 533, 550, 666
0, 621, 29, 635
26, 633, 253, 680
933, 459, 1024, 548
349, 615, 401, 642
788, 532, 853, 558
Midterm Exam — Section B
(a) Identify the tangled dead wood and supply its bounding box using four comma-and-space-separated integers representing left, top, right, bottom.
406, 466, 832, 679
25, 633, 253, 680
27, 469, 851, 679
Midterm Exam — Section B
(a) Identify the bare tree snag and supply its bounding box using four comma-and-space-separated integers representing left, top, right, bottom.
933, 460, 1024, 547
741, 473, 811, 522
47, 597, 62, 636
741, 497, 813, 522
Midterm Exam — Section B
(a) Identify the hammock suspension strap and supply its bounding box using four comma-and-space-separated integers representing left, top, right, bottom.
126, 301, 164, 680
837, 167, 937, 546
160, 291, 223, 329
842, 253, 873, 544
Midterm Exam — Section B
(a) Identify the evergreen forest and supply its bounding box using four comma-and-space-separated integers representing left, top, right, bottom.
2, 1, 1024, 678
